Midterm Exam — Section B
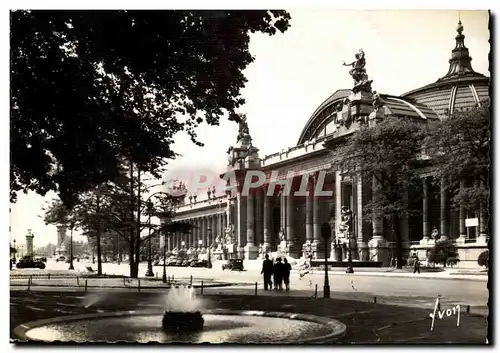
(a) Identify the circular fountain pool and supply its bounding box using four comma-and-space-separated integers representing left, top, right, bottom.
14, 309, 346, 343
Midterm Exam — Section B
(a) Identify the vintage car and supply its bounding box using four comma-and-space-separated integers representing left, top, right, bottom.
16, 258, 46, 269
190, 259, 212, 268
222, 259, 244, 271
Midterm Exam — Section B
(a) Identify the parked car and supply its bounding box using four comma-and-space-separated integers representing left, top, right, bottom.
222, 259, 244, 271
16, 258, 46, 269
190, 259, 212, 268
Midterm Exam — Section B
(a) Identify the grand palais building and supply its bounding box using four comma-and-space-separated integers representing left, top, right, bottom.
166, 21, 489, 268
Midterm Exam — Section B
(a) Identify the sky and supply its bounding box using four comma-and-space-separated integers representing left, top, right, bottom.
8, 9, 490, 248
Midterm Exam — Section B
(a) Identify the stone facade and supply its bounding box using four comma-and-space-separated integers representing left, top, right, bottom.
168, 21, 489, 268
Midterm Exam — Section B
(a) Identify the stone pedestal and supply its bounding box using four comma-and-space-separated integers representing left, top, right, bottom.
357, 241, 369, 261
244, 243, 258, 260
286, 243, 301, 259
368, 237, 389, 265
311, 241, 325, 259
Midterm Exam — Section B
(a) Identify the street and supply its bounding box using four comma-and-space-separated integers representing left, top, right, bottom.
10, 259, 489, 309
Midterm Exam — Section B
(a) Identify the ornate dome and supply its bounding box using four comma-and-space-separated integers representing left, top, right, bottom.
401, 20, 490, 118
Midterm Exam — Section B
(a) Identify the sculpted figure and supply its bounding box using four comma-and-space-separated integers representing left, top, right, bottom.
343, 49, 373, 93
372, 90, 385, 110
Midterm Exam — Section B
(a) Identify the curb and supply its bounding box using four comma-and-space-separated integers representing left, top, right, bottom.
323, 272, 488, 282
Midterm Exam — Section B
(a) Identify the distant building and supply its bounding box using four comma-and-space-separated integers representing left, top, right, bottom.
167, 21, 489, 267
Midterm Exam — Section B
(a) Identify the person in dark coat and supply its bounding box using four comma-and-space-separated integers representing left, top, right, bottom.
283, 258, 292, 291
261, 254, 274, 290
413, 257, 421, 274
273, 257, 284, 291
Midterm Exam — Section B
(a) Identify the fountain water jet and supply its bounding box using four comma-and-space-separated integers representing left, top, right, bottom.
162, 286, 204, 332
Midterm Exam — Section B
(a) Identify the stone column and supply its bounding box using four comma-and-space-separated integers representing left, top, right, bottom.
201, 217, 207, 248
263, 195, 273, 253
312, 174, 324, 259
305, 175, 314, 243
56, 225, 67, 250
255, 188, 264, 248
236, 189, 247, 258
26, 232, 34, 259
356, 173, 368, 261
368, 175, 389, 265
245, 189, 258, 259
335, 171, 342, 235
477, 180, 488, 244
440, 178, 448, 241
420, 177, 431, 244
286, 194, 294, 243
211, 216, 217, 247
286, 193, 300, 257
280, 193, 286, 232
457, 179, 467, 243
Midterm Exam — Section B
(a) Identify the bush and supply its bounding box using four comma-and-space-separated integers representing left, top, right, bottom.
478, 250, 489, 268
427, 240, 459, 267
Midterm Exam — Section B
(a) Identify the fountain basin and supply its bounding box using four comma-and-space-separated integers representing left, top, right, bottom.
162, 311, 204, 332
14, 309, 346, 344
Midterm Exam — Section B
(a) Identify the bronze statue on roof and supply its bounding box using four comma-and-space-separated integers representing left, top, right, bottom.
343, 49, 373, 93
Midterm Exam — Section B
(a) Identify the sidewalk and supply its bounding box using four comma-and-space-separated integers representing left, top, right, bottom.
241, 260, 488, 281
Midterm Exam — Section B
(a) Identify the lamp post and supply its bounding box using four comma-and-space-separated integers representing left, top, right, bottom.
321, 222, 331, 298
145, 201, 154, 277
68, 222, 75, 270
13, 239, 16, 263
162, 231, 167, 283
207, 227, 212, 267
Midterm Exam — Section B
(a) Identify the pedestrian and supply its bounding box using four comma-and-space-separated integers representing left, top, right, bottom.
261, 254, 274, 290
413, 257, 421, 274
273, 257, 284, 291
283, 258, 292, 291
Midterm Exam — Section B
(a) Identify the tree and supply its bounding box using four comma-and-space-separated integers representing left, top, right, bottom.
43, 166, 192, 278
10, 10, 291, 207
425, 101, 490, 213
332, 117, 427, 268
427, 239, 459, 267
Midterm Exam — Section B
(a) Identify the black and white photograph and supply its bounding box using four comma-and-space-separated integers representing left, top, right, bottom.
7, 4, 492, 346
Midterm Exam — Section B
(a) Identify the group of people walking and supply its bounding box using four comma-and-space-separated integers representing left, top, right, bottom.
261, 255, 292, 291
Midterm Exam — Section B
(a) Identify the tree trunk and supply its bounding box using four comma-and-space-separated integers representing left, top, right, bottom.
129, 158, 137, 278
393, 212, 403, 269
96, 195, 103, 275
133, 169, 142, 277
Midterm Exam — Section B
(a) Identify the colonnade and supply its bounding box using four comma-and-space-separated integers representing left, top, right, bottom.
169, 172, 488, 261
168, 213, 228, 251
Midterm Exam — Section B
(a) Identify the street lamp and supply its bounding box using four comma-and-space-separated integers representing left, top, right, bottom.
145, 201, 154, 277
321, 222, 331, 298
207, 227, 212, 267
13, 239, 16, 263
68, 222, 75, 270
181, 241, 185, 249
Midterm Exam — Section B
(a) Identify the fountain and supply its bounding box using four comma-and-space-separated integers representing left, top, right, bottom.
14, 285, 346, 343
162, 286, 204, 332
